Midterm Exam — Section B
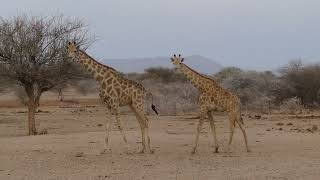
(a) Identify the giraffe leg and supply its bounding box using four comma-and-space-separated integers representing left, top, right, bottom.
145, 121, 154, 153
207, 111, 219, 153
191, 112, 205, 154
139, 126, 147, 153
114, 111, 130, 152
130, 105, 153, 154
101, 108, 112, 154
136, 113, 152, 153
236, 119, 251, 152
227, 115, 236, 153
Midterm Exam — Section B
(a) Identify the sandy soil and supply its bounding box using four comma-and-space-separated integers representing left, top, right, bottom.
0, 94, 320, 180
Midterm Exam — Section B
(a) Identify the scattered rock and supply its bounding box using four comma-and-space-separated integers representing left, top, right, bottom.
166, 131, 178, 135
306, 128, 313, 133
38, 128, 48, 135
75, 152, 84, 157
97, 124, 103, 127
266, 129, 271, 131
312, 125, 318, 132
279, 128, 283, 131
36, 109, 50, 113
255, 115, 262, 119
276, 122, 284, 126
144, 164, 153, 167
287, 123, 293, 126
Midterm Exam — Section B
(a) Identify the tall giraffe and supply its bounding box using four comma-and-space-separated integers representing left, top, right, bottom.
170, 54, 250, 154
66, 42, 158, 154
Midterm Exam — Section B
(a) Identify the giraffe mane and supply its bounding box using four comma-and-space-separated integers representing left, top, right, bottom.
182, 63, 218, 83
79, 49, 119, 73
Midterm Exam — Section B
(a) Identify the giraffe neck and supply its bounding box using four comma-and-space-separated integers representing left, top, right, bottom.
178, 63, 217, 90
77, 50, 117, 82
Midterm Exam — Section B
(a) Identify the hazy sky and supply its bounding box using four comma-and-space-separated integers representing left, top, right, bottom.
1, 0, 320, 70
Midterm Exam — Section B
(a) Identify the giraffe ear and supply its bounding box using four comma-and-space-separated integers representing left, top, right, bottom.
181, 58, 184, 62
170, 58, 174, 62
76, 45, 80, 49
68, 42, 71, 45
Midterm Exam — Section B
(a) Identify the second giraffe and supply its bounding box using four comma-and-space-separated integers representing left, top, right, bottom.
171, 54, 250, 154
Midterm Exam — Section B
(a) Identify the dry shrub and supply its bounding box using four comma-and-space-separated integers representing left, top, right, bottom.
218, 69, 277, 113
279, 97, 304, 114
244, 96, 272, 114
13, 86, 28, 106
142, 79, 198, 115
73, 80, 99, 96
277, 61, 320, 106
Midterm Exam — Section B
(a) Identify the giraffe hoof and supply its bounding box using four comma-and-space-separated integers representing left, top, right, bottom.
138, 149, 146, 154
214, 147, 219, 153
247, 149, 251, 153
149, 149, 155, 154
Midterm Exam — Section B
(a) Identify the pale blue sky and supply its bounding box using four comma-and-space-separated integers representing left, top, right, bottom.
1, 0, 320, 70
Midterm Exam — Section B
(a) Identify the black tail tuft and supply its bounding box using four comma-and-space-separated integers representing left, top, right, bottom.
151, 104, 158, 115
240, 116, 244, 125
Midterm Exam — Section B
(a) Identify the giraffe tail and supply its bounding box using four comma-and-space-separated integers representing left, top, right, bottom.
239, 109, 244, 125
147, 92, 158, 115
151, 104, 158, 115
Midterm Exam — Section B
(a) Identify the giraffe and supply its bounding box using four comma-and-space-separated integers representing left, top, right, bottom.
170, 54, 250, 154
66, 42, 158, 154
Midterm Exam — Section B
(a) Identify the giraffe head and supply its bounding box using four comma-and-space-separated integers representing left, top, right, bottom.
66, 41, 80, 60
170, 54, 184, 66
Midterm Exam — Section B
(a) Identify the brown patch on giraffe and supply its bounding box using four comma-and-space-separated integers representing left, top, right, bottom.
106, 86, 112, 93
115, 88, 121, 95
97, 66, 101, 73
96, 75, 102, 81
104, 78, 111, 84
102, 82, 106, 89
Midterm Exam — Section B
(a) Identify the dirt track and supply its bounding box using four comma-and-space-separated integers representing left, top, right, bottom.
0, 105, 320, 180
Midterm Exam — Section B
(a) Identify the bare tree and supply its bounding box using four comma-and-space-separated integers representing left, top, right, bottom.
0, 15, 93, 135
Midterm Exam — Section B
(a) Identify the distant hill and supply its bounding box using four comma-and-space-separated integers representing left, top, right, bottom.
103, 55, 223, 74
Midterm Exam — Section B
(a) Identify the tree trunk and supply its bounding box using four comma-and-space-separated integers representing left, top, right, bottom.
27, 99, 37, 135
26, 86, 41, 136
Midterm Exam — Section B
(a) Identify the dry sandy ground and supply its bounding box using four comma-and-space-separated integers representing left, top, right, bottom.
0, 99, 320, 179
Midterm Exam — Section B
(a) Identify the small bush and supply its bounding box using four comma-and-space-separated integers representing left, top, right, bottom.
13, 86, 29, 106
141, 67, 187, 83
279, 97, 304, 114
